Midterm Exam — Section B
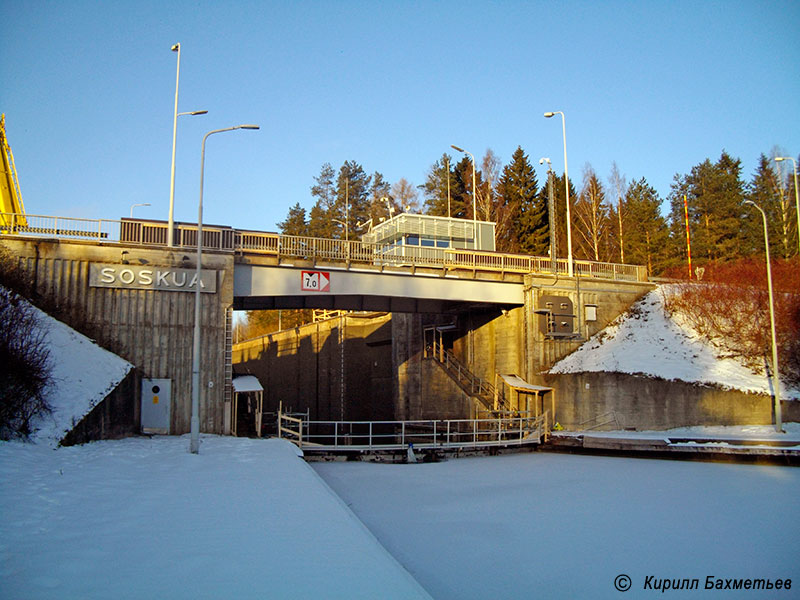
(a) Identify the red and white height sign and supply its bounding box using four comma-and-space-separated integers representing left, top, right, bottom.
301, 270, 330, 292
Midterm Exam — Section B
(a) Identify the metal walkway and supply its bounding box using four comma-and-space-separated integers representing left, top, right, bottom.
277, 408, 552, 455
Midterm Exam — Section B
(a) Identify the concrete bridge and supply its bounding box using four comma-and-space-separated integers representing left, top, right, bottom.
2, 213, 653, 439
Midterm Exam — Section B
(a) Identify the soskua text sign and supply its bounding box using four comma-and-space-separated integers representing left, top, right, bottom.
89, 264, 217, 293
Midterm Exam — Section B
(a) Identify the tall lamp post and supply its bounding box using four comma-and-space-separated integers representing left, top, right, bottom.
774, 156, 800, 256
191, 124, 260, 454
168, 42, 208, 247
743, 200, 783, 433
451, 145, 479, 249
544, 111, 574, 277
539, 158, 558, 273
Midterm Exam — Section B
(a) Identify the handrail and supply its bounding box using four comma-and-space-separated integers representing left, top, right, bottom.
1, 212, 649, 282
426, 341, 502, 410
578, 410, 622, 431
277, 408, 551, 452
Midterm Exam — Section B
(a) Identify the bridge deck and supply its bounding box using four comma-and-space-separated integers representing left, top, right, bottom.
1, 213, 649, 282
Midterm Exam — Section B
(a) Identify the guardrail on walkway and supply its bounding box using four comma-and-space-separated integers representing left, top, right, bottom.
277, 409, 551, 453
1, 212, 648, 282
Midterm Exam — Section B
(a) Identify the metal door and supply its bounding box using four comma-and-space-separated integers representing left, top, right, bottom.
141, 378, 171, 434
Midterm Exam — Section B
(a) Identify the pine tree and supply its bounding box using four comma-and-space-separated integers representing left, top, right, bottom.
622, 178, 669, 275
496, 147, 543, 254
748, 150, 798, 259
335, 161, 371, 239
452, 156, 481, 220
548, 173, 578, 263
278, 203, 308, 236
308, 163, 337, 238
422, 154, 455, 217
668, 151, 746, 264
366, 172, 393, 226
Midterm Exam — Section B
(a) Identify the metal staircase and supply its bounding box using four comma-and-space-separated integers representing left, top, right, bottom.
425, 342, 506, 411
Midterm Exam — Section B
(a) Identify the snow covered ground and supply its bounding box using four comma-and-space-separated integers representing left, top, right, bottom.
0, 436, 432, 600
3, 436, 797, 600
3, 286, 799, 599
314, 452, 800, 600
551, 287, 800, 400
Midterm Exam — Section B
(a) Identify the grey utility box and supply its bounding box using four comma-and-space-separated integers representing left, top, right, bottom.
141, 378, 171, 434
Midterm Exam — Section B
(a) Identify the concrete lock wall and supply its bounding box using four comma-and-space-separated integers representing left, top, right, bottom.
536, 372, 800, 430
232, 313, 395, 423
4, 238, 234, 436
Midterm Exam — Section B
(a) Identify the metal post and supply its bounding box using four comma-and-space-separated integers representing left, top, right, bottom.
544, 112, 573, 277
744, 200, 783, 433
191, 124, 259, 454
683, 194, 692, 279
451, 145, 479, 249
168, 43, 207, 248
168, 43, 181, 248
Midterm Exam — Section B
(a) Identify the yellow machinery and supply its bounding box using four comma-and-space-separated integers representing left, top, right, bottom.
1, 114, 27, 230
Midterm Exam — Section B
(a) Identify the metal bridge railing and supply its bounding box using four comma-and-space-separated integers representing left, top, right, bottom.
1, 213, 120, 240
277, 409, 551, 452
1, 212, 648, 282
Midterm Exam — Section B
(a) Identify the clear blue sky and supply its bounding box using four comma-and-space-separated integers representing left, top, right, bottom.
2, 1, 799, 231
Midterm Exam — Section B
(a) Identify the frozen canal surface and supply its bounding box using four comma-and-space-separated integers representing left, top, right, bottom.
314, 451, 800, 599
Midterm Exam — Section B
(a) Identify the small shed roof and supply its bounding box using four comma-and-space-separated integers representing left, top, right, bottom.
499, 374, 553, 394
232, 375, 263, 393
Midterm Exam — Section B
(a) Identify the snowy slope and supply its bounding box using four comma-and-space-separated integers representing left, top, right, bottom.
9, 290, 134, 445
551, 286, 799, 400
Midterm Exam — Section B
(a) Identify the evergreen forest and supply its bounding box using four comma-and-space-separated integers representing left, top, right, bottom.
277, 147, 800, 278
244, 147, 799, 343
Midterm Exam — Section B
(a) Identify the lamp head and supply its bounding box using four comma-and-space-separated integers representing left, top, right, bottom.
539, 157, 551, 165
451, 144, 465, 153
171, 43, 180, 52
238, 124, 260, 130
774, 157, 787, 162
191, 110, 209, 116
544, 111, 556, 118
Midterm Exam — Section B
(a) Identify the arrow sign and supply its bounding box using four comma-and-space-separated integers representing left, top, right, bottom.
301, 270, 330, 292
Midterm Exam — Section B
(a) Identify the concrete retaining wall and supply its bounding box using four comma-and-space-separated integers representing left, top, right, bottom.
4, 238, 234, 435
61, 370, 140, 445
535, 371, 799, 430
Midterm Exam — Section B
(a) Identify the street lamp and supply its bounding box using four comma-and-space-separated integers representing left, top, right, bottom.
130, 203, 151, 218
544, 111, 574, 277
191, 123, 259, 454
774, 156, 799, 256
444, 156, 451, 218
539, 158, 558, 273
168, 42, 208, 248
743, 200, 783, 433
451, 145, 479, 249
